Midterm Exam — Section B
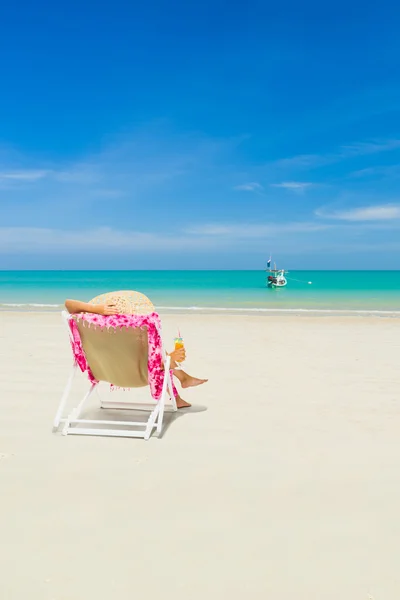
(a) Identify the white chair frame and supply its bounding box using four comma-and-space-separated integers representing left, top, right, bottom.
53, 311, 177, 440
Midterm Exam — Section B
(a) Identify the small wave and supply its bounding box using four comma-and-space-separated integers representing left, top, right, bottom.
1, 302, 61, 308
1, 303, 399, 316
155, 305, 400, 315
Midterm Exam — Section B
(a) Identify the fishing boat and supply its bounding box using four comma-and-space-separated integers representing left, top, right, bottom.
266, 257, 288, 288
267, 269, 288, 288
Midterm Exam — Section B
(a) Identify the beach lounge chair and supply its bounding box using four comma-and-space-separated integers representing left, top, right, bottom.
53, 311, 178, 440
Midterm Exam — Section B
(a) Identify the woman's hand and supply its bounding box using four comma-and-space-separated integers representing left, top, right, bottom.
98, 303, 119, 316
169, 348, 186, 364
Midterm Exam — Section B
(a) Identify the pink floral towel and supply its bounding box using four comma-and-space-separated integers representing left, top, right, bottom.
68, 312, 177, 400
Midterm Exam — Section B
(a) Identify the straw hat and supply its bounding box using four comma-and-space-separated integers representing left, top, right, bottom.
89, 290, 155, 315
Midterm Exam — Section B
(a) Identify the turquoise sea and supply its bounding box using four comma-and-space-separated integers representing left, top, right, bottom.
1, 270, 400, 314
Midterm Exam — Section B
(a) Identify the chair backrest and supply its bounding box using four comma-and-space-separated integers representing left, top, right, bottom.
76, 320, 149, 388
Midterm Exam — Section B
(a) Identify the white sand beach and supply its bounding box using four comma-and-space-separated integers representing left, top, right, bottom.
1, 311, 400, 599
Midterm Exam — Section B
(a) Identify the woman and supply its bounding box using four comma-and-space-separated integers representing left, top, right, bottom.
65, 297, 207, 408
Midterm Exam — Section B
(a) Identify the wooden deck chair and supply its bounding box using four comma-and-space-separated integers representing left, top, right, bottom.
53, 311, 177, 440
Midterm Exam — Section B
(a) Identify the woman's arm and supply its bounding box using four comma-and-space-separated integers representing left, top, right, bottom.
65, 299, 100, 314
65, 299, 118, 315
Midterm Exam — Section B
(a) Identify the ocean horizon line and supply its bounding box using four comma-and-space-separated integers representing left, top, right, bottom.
1, 268, 400, 273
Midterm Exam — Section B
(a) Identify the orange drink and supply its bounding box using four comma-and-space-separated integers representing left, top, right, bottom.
174, 337, 184, 350
174, 335, 185, 366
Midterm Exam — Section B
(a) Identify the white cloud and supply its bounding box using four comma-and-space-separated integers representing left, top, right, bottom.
88, 189, 126, 199
316, 204, 400, 221
0, 227, 218, 253
53, 167, 101, 184
233, 182, 264, 192
185, 224, 233, 235
349, 164, 400, 179
0, 129, 241, 216
340, 139, 400, 157
348, 167, 377, 178
0, 169, 50, 181
273, 154, 323, 169
271, 181, 314, 192
0, 220, 332, 254
186, 221, 329, 237
274, 138, 400, 171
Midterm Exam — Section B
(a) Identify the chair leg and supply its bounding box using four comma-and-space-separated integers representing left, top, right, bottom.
143, 357, 171, 439
62, 384, 96, 436
168, 376, 178, 412
165, 367, 178, 412
95, 386, 104, 408
144, 404, 160, 440
156, 358, 172, 435
53, 364, 78, 430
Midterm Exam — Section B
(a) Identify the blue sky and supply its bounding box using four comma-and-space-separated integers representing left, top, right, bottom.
1, 0, 400, 269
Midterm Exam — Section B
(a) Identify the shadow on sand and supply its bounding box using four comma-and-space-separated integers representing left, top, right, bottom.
157, 404, 208, 439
